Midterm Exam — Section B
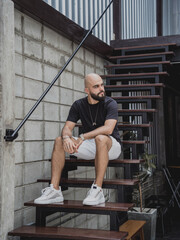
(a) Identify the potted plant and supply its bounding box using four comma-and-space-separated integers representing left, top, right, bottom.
142, 150, 156, 176
128, 151, 157, 240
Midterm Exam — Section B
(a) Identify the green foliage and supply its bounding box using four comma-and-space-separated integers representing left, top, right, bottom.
141, 150, 156, 171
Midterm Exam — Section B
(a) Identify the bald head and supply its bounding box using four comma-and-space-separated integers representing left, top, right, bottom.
84, 73, 102, 88
84, 73, 105, 102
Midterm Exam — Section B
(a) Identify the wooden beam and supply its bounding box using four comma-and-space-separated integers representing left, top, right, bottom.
157, 0, 163, 36
113, 0, 121, 40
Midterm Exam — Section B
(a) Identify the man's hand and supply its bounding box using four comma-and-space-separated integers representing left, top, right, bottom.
63, 138, 78, 154
75, 137, 83, 149
63, 137, 83, 153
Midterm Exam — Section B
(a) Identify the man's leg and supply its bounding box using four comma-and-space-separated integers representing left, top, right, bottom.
51, 137, 65, 190
34, 136, 65, 204
83, 135, 112, 205
94, 135, 112, 187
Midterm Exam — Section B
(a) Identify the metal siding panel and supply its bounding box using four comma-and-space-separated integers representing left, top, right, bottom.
74, 0, 78, 23
65, 1, 69, 18
125, 0, 128, 39
88, 0, 91, 29
71, 0, 75, 22
121, 0, 157, 39
132, 1, 135, 38
59, 0, 62, 13
122, 0, 125, 39
84, 0, 88, 29
102, 0, 105, 42
83, 1, 86, 29
56, 0, 59, 12
99, 1, 102, 40
106, 0, 109, 44
47, 0, 51, 6
43, 0, 113, 44
79, 0, 84, 27
77, 0, 81, 26
61, 0, 66, 15
163, 0, 180, 36
93, 0, 98, 37
110, 0, 114, 40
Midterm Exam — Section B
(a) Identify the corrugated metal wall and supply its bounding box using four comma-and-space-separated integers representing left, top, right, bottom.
44, 0, 113, 45
163, 0, 180, 36
44, 0, 159, 42
121, 0, 157, 39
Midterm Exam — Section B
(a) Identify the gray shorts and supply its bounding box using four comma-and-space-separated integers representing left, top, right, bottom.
71, 136, 121, 160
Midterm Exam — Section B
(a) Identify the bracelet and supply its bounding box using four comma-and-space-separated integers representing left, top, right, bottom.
62, 135, 70, 140
79, 134, 85, 141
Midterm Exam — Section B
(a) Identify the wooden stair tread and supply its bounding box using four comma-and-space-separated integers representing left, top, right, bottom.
119, 220, 146, 240
114, 43, 176, 51
76, 123, 152, 128
37, 178, 139, 186
25, 199, 134, 212
104, 61, 170, 68
105, 83, 164, 88
65, 158, 145, 165
101, 72, 168, 78
8, 226, 128, 240
122, 140, 149, 144
118, 123, 152, 127
112, 95, 161, 100
118, 109, 156, 113
109, 51, 174, 59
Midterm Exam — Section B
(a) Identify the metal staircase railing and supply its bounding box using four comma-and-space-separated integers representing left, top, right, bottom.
4, 0, 114, 142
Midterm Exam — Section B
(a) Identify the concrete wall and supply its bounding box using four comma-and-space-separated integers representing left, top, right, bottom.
0, 0, 15, 239
10, 4, 117, 236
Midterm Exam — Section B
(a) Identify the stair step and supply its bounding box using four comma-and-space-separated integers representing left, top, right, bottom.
118, 109, 156, 113
101, 72, 168, 79
37, 178, 139, 187
119, 123, 152, 128
122, 140, 149, 145
65, 158, 145, 167
112, 96, 161, 107
76, 123, 152, 128
105, 83, 164, 88
105, 83, 164, 93
112, 95, 161, 100
8, 226, 128, 240
109, 51, 174, 60
114, 43, 176, 51
104, 61, 170, 68
25, 199, 134, 212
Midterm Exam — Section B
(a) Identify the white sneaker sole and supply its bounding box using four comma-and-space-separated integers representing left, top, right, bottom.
34, 197, 64, 204
83, 197, 105, 206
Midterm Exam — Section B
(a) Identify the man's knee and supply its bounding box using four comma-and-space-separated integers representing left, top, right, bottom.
95, 135, 109, 145
54, 136, 63, 149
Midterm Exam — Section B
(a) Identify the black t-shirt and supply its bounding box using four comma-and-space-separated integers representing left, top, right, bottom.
67, 96, 121, 144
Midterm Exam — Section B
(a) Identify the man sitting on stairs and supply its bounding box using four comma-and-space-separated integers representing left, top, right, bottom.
34, 73, 121, 206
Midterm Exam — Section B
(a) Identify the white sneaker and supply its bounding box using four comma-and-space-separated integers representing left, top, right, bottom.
83, 183, 105, 206
34, 184, 64, 204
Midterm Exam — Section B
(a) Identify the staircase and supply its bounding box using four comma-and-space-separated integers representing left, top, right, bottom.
9, 43, 176, 239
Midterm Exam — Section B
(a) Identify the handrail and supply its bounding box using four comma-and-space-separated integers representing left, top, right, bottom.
4, 0, 113, 141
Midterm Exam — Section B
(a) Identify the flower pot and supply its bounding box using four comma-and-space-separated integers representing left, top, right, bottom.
128, 207, 157, 240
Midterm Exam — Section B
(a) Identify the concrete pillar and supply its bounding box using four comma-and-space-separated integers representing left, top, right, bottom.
0, 0, 15, 239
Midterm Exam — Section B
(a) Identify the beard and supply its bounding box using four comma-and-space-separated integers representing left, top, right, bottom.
90, 91, 106, 101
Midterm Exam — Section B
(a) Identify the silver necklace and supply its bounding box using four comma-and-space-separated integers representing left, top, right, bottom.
88, 103, 99, 126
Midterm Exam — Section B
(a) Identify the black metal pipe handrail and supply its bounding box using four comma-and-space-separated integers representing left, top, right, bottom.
4, 0, 113, 141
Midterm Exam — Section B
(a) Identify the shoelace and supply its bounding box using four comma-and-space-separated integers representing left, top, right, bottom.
41, 186, 52, 195
88, 185, 101, 196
